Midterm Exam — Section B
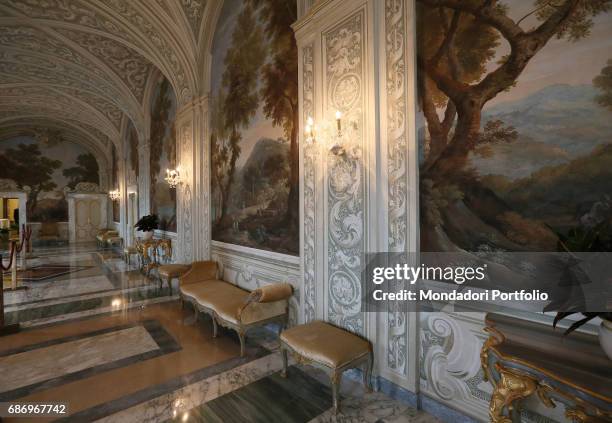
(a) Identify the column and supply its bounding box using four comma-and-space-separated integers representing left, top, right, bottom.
174, 96, 210, 263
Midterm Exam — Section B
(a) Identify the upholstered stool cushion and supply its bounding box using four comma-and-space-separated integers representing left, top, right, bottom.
280, 321, 370, 368
106, 236, 122, 246
158, 264, 190, 279
123, 246, 138, 254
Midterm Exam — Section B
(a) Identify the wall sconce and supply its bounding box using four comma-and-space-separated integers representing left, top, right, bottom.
164, 168, 181, 188
304, 111, 361, 159
109, 189, 120, 201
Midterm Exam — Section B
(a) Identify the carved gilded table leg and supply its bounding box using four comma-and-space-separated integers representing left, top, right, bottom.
489, 364, 537, 423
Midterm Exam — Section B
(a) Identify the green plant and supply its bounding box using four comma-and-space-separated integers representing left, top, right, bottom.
554, 312, 612, 335
551, 220, 612, 335
134, 214, 159, 232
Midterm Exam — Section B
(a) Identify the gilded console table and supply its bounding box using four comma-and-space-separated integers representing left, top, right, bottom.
481, 313, 611, 423
136, 238, 172, 276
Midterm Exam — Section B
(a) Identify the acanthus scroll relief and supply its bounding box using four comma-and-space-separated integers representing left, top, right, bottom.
420, 313, 486, 404
385, 0, 408, 375
180, 123, 193, 262
302, 43, 316, 323
325, 12, 364, 334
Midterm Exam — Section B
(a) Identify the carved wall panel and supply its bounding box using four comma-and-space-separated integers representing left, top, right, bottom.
323, 11, 365, 334
301, 43, 316, 323
384, 0, 408, 376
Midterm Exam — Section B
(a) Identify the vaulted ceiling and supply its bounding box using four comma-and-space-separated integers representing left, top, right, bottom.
0, 0, 211, 163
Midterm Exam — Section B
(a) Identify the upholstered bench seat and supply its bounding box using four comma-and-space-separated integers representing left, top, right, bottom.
280, 321, 373, 415
179, 261, 293, 356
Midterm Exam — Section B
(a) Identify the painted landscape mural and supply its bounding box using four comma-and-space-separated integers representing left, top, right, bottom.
210, 0, 299, 255
417, 0, 612, 255
149, 77, 177, 232
0, 135, 99, 222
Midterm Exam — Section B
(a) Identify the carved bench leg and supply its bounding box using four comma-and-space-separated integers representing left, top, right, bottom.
212, 316, 218, 338
331, 369, 342, 415
238, 330, 246, 357
280, 347, 288, 378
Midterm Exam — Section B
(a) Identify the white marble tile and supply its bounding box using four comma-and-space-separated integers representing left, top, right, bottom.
96, 353, 284, 423
19, 295, 179, 328
0, 326, 159, 393
4, 275, 114, 306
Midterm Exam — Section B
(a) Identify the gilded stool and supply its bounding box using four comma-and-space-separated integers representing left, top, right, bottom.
279, 320, 373, 415
157, 264, 190, 294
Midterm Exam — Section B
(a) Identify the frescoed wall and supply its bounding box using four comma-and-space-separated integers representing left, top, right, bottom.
210, 0, 298, 255
417, 2, 612, 254
149, 77, 177, 232
0, 135, 99, 222
111, 144, 120, 222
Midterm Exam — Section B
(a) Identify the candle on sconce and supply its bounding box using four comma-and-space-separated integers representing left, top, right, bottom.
335, 110, 342, 133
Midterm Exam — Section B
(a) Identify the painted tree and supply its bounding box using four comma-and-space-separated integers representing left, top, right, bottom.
594, 58, 612, 111
62, 152, 100, 189
218, 3, 266, 222
417, 0, 611, 179
251, 0, 299, 230
0, 143, 61, 216
149, 78, 174, 213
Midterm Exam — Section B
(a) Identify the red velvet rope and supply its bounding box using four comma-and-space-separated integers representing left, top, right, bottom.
1, 241, 16, 271
14, 225, 32, 254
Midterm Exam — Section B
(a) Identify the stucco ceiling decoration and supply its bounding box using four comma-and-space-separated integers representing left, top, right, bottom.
0, 117, 112, 165
0, 0, 211, 159
0, 92, 119, 140
0, 0, 198, 102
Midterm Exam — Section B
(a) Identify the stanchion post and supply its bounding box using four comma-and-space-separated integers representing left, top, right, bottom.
10, 240, 17, 290
0, 246, 20, 336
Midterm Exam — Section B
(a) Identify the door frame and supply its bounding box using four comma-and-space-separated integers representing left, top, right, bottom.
67, 193, 108, 243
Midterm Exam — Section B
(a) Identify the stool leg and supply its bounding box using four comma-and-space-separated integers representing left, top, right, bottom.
167, 276, 172, 295
331, 370, 342, 415
212, 316, 218, 338
238, 330, 246, 357
280, 347, 288, 378
363, 354, 373, 392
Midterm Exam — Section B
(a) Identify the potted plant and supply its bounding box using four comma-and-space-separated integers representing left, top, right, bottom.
554, 312, 612, 360
135, 214, 158, 240
549, 215, 612, 359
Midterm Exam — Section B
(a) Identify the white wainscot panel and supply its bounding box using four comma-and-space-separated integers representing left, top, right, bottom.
211, 241, 301, 325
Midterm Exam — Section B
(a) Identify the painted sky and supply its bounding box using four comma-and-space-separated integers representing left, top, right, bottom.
484, 1, 612, 108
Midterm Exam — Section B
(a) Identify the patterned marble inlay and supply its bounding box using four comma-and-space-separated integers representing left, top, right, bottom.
97, 352, 283, 422
0, 326, 159, 396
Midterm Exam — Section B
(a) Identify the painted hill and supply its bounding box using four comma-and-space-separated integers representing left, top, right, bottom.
488, 143, 612, 225
472, 84, 612, 179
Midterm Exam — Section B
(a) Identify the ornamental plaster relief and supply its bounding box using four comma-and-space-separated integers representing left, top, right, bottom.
53, 27, 153, 102
324, 11, 365, 335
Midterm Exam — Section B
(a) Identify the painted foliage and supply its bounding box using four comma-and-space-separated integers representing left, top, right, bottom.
417, 0, 612, 254
210, 0, 299, 255
0, 135, 99, 222
149, 77, 177, 232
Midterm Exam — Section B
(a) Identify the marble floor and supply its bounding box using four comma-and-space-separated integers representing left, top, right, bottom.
0, 244, 440, 423
2, 243, 174, 327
